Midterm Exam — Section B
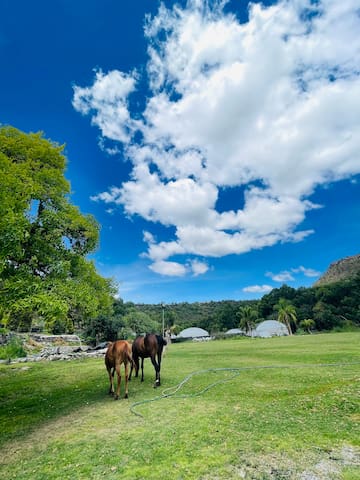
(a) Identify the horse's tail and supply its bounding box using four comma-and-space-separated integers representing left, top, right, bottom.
126, 342, 134, 367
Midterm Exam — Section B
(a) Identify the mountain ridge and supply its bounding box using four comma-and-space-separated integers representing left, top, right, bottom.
314, 254, 360, 286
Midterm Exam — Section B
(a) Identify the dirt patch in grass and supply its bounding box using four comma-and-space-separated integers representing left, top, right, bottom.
205, 446, 360, 480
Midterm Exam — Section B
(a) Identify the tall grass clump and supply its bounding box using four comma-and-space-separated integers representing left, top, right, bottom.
0, 336, 26, 360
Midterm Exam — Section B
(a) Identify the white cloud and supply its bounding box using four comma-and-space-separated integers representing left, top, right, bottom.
292, 265, 321, 277
149, 260, 187, 277
243, 284, 273, 293
72, 69, 137, 142
189, 259, 209, 276
73, 0, 360, 276
266, 270, 295, 282
120, 164, 218, 226
265, 265, 321, 283
90, 186, 122, 203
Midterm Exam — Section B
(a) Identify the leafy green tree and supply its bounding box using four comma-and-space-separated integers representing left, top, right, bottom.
275, 298, 297, 335
258, 285, 296, 319
293, 287, 317, 323
0, 126, 114, 333
312, 301, 339, 331
299, 318, 315, 334
237, 305, 258, 335
214, 301, 239, 331
122, 310, 160, 335
164, 308, 178, 329
84, 314, 127, 344
170, 324, 181, 335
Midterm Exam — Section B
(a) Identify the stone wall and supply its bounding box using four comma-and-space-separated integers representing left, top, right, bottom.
0, 333, 108, 364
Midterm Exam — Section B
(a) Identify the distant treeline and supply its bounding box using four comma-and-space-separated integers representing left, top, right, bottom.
136, 275, 360, 334
84, 274, 360, 344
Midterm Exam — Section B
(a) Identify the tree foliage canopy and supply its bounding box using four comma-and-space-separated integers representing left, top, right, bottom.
0, 126, 115, 333
274, 298, 297, 335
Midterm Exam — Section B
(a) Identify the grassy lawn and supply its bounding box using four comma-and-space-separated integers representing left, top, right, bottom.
0, 332, 359, 479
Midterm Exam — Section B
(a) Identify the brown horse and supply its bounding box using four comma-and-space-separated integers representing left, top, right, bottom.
105, 340, 133, 400
129, 333, 167, 388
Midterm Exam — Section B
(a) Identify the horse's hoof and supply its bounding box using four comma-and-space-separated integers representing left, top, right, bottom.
124, 393, 128, 399
114, 396, 119, 400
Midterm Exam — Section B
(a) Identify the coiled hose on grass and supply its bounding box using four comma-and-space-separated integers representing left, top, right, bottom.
129, 362, 360, 418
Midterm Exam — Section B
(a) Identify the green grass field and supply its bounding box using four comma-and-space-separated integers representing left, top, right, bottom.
0, 332, 359, 479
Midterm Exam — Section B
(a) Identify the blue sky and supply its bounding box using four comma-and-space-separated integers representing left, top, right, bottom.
1, 0, 360, 304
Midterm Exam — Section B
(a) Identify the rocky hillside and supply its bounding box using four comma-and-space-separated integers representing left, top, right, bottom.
314, 254, 360, 286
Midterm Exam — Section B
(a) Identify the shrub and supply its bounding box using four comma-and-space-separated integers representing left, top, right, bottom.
0, 336, 27, 360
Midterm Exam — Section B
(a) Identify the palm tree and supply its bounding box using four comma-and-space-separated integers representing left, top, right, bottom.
275, 298, 297, 335
237, 305, 258, 336
299, 318, 315, 334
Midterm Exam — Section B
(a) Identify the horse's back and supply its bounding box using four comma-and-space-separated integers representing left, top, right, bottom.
132, 335, 148, 357
144, 333, 157, 350
106, 340, 132, 367
133, 333, 166, 357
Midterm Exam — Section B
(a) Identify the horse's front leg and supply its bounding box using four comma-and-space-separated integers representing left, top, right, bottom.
157, 351, 163, 383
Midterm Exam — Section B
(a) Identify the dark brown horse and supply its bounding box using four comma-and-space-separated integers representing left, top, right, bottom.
129, 333, 167, 387
105, 340, 133, 400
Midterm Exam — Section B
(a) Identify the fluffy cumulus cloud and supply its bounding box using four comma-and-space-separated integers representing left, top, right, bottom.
73, 69, 136, 143
266, 270, 295, 283
292, 265, 321, 277
243, 285, 273, 294
266, 265, 321, 282
245, 263, 320, 291
73, 0, 360, 276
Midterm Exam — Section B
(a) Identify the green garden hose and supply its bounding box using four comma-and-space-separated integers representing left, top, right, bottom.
129, 362, 360, 418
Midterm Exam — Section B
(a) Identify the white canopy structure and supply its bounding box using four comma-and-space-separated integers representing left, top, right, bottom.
225, 328, 244, 336
254, 320, 289, 338
178, 327, 210, 338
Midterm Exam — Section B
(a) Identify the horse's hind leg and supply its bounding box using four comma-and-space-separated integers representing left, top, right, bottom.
114, 363, 121, 400
129, 358, 133, 381
141, 357, 145, 382
130, 355, 139, 380
107, 367, 115, 395
124, 361, 129, 399
150, 356, 160, 387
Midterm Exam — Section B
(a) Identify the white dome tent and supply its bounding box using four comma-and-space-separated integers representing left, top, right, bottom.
254, 320, 289, 338
225, 328, 244, 336
178, 327, 210, 339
